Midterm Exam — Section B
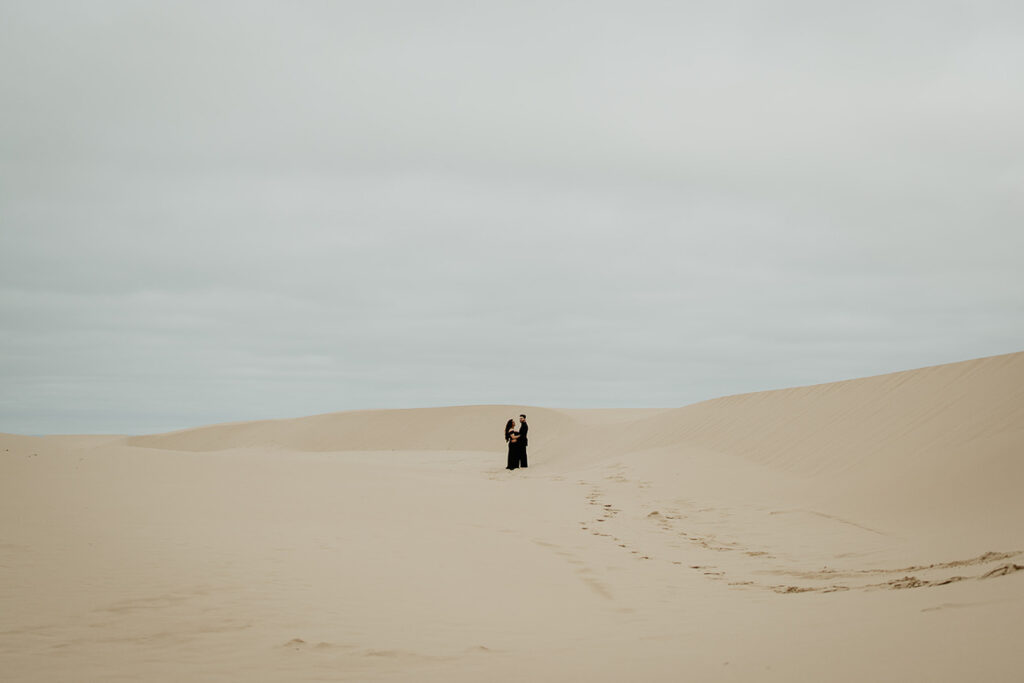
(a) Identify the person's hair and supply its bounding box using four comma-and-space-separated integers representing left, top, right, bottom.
505, 419, 515, 441
520, 414, 526, 419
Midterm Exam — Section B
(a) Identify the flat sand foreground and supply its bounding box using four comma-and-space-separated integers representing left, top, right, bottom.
2, 352, 1023, 681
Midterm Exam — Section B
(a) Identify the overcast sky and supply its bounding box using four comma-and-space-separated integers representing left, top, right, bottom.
2, 1, 1022, 435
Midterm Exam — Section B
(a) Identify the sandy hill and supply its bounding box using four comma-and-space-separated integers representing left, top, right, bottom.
127, 352, 1023, 481
124, 350, 1024, 542
124, 405, 581, 452
3, 351, 1022, 682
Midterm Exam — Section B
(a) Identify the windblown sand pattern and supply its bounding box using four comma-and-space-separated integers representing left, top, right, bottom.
2, 352, 1022, 681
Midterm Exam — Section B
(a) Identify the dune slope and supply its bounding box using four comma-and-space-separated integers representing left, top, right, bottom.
2, 352, 1022, 682
129, 353, 1023, 472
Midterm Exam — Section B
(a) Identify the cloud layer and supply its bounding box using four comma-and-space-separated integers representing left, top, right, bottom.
2, 1, 1022, 433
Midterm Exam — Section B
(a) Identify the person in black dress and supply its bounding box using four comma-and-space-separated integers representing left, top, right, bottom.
505, 418, 518, 470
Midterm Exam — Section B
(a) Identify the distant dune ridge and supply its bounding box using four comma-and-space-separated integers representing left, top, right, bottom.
123, 350, 1024, 531
2, 351, 1022, 682
128, 351, 1023, 478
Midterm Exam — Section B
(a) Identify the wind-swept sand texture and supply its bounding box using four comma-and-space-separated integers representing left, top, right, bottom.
2, 352, 1022, 681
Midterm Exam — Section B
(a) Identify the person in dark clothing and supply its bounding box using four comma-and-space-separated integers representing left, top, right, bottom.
505, 418, 518, 470
516, 414, 528, 468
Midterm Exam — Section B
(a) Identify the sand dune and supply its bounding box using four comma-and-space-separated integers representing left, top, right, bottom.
130, 352, 1022, 479
2, 352, 1022, 681
125, 405, 581, 453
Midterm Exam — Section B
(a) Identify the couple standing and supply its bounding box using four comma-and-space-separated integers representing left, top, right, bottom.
504, 414, 529, 470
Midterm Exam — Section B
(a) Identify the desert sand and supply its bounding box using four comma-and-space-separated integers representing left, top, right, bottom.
2, 351, 1022, 681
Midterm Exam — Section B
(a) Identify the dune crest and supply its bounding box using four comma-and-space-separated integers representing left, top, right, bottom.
124, 405, 580, 453
127, 353, 1023, 478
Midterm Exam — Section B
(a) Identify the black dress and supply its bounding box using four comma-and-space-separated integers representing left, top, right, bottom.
505, 423, 518, 470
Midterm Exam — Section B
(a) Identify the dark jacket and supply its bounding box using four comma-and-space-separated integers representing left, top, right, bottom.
518, 421, 528, 447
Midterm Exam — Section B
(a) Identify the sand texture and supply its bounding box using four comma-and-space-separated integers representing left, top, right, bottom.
2, 352, 1023, 681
